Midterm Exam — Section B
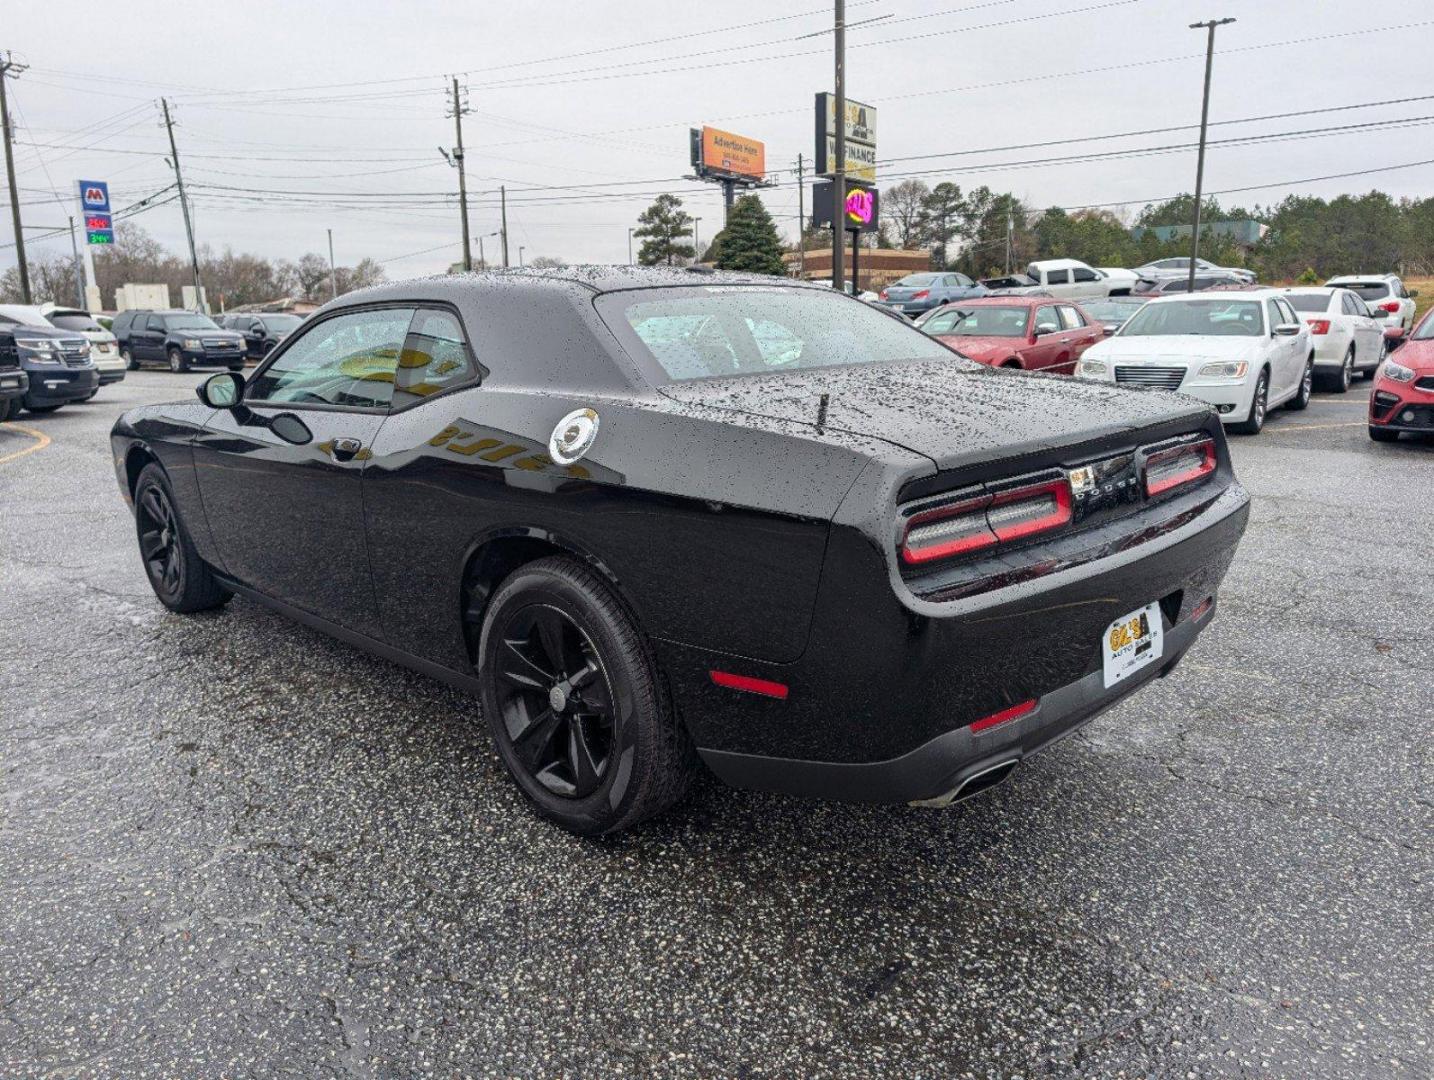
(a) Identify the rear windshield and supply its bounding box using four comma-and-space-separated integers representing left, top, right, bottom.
1120, 299, 1264, 338
1285, 294, 1332, 313
599, 287, 954, 382
260, 314, 304, 332
892, 274, 941, 287
921, 306, 1030, 337
1332, 282, 1389, 301
46, 311, 105, 332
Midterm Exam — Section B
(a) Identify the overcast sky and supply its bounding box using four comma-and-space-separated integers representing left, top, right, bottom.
4, 0, 1433, 284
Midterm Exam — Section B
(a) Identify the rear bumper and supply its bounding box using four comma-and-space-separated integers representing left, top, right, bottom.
700, 603, 1209, 803
666, 478, 1249, 804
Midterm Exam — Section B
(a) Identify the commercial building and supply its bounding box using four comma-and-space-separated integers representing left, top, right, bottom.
783, 247, 930, 292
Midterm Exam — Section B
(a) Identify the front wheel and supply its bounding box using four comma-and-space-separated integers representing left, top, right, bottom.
133, 464, 232, 613
1369, 426, 1399, 443
1231, 369, 1268, 435
168, 348, 189, 374
1286, 355, 1313, 411
475, 555, 694, 835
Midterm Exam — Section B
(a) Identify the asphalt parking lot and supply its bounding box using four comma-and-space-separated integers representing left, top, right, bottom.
1, 371, 1430, 1079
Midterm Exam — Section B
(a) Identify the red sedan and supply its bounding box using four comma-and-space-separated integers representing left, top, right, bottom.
1369, 313, 1434, 442
915, 296, 1104, 374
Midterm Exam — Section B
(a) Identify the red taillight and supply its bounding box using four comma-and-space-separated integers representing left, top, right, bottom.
985, 477, 1072, 543
901, 494, 997, 564
900, 476, 1072, 564
970, 698, 1037, 734
1144, 438, 1217, 497
709, 670, 789, 700
879, 289, 889, 300
911, 289, 930, 300
1308, 319, 1330, 335
1381, 301, 1400, 313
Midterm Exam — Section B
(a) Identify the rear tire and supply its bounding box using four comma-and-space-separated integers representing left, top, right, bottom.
1369, 426, 1399, 443
1286, 354, 1313, 411
168, 348, 189, 374
1231, 369, 1268, 435
1325, 346, 1354, 393
122, 346, 139, 371
133, 463, 232, 614
475, 555, 694, 835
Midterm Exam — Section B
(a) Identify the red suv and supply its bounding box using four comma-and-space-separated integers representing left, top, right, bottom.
915, 296, 1103, 374
1369, 311, 1434, 441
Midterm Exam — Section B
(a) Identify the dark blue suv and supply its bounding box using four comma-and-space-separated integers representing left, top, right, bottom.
0, 322, 98, 415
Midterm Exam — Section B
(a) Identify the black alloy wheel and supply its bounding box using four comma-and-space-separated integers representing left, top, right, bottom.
494, 604, 616, 799
476, 556, 694, 835
132, 464, 231, 613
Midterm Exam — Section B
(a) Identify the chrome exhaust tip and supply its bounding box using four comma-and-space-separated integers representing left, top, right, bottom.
909, 759, 1019, 808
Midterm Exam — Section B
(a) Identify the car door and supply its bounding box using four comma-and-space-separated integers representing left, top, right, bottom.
1347, 293, 1381, 364
1044, 268, 1072, 299
190, 304, 417, 637
139, 314, 167, 360
1025, 305, 1063, 369
1057, 304, 1102, 369
1265, 298, 1299, 397
1070, 266, 1100, 299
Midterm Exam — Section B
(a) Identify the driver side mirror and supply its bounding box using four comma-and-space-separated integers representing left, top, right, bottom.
197, 370, 244, 409
1272, 323, 1302, 337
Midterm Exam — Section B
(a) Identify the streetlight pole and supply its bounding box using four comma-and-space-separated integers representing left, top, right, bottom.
519, 245, 525, 268
693, 217, 702, 264
1187, 17, 1234, 293
628, 228, 635, 265
0, 51, 31, 304
327, 227, 337, 299
831, 0, 846, 294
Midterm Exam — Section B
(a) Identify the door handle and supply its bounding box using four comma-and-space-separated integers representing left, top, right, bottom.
328, 437, 363, 462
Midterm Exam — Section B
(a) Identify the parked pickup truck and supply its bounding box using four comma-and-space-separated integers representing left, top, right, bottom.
1024, 259, 1129, 300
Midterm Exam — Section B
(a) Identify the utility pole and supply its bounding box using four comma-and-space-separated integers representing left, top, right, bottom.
327, 228, 337, 299
1005, 205, 1013, 275
628, 227, 634, 265
693, 217, 702, 264
500, 184, 509, 267
1187, 17, 1234, 293
447, 77, 473, 271
1, 51, 31, 304
161, 98, 204, 311
68, 215, 84, 308
518, 245, 525, 268
831, 0, 846, 294
795, 153, 806, 276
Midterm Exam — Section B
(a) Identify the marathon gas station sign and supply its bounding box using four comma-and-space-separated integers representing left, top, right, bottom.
77, 180, 114, 245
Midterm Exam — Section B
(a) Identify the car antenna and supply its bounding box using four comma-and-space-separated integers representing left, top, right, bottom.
815, 392, 829, 434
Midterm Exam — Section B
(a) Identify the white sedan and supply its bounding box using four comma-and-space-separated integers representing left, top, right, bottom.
1323, 274, 1417, 334
1281, 287, 1386, 392
1077, 290, 1314, 435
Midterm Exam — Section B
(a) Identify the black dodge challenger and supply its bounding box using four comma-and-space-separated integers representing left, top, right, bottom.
111, 268, 1249, 835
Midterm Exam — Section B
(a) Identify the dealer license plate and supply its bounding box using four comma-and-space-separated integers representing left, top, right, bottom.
1102, 602, 1164, 689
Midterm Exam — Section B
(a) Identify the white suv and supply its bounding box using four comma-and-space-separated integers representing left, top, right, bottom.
1077, 289, 1314, 435
1322, 274, 1417, 334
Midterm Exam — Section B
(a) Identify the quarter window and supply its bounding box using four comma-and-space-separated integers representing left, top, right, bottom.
1072, 267, 1097, 283
247, 306, 416, 408
393, 309, 476, 408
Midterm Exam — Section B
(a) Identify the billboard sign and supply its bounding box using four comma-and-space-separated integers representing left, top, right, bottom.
77, 179, 114, 245
814, 93, 877, 182
691, 126, 766, 183
812, 181, 879, 233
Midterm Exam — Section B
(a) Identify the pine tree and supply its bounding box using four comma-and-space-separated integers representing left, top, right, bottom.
633, 194, 695, 266
712, 195, 787, 276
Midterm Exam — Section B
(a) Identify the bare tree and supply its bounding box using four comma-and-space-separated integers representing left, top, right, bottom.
884, 179, 930, 251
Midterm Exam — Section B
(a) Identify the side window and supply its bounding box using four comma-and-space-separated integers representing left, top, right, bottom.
1033, 307, 1060, 335
393, 309, 477, 408
1342, 293, 1359, 316
248, 307, 415, 408
1046, 269, 1070, 285
1058, 305, 1085, 330
1265, 299, 1284, 332
1277, 298, 1298, 325
145, 315, 166, 331
1072, 267, 1097, 283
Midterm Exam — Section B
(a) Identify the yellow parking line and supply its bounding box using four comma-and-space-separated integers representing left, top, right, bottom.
1265, 421, 1365, 433
0, 423, 51, 466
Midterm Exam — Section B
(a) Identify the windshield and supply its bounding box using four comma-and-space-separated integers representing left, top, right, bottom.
602, 287, 955, 382
261, 314, 304, 332
164, 315, 221, 331
892, 274, 940, 288
1285, 294, 1332, 313
1080, 299, 1144, 322
921, 306, 1029, 337
1119, 299, 1264, 338
46, 311, 105, 332
1330, 282, 1389, 301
